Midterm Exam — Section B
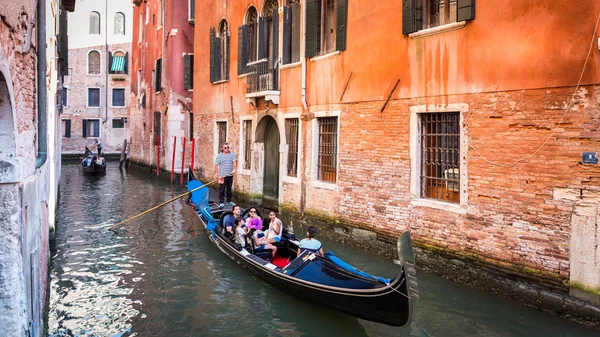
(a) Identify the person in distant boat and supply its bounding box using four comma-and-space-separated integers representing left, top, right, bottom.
224, 205, 241, 234
214, 142, 237, 208
90, 138, 103, 156
234, 216, 248, 248
265, 210, 283, 244
298, 226, 324, 257
246, 207, 262, 231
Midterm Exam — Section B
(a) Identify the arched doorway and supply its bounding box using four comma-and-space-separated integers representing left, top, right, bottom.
255, 115, 280, 208
0, 71, 18, 183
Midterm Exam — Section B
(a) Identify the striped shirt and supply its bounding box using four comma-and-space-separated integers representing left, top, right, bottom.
215, 152, 237, 177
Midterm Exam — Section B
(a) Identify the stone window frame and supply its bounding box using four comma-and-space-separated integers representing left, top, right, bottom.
87, 49, 102, 76
86, 87, 102, 108
282, 112, 301, 185
62, 85, 69, 108
409, 103, 469, 214
239, 117, 253, 176
114, 12, 126, 35
83, 118, 102, 138
310, 110, 340, 190
214, 119, 229, 157
110, 87, 126, 108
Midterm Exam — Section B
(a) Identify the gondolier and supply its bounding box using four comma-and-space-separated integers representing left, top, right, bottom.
214, 142, 237, 208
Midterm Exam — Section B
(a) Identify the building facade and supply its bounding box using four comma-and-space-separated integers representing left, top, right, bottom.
191, 0, 600, 306
0, 0, 74, 335
129, 0, 195, 173
61, 0, 133, 154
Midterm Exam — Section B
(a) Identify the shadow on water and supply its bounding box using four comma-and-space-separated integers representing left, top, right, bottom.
48, 163, 599, 337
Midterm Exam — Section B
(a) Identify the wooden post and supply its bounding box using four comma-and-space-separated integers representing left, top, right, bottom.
156, 135, 161, 176
119, 139, 127, 170
171, 136, 177, 183
190, 138, 195, 173
180, 137, 186, 186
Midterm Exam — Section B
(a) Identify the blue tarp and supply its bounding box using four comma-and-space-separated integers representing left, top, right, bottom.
324, 251, 391, 284
188, 180, 217, 236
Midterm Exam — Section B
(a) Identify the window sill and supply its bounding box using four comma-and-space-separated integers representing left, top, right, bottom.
86, 106, 101, 109
409, 21, 467, 39
238, 73, 249, 79
280, 62, 301, 70
110, 106, 127, 109
311, 179, 338, 190
247, 58, 268, 66
239, 168, 251, 176
282, 175, 300, 184
87, 74, 102, 77
410, 198, 466, 214
212, 79, 229, 85
188, 19, 195, 25
309, 51, 341, 62
187, 89, 194, 92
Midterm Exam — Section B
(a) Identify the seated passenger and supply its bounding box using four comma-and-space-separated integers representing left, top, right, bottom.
265, 210, 283, 244
254, 231, 277, 258
234, 216, 248, 248
246, 207, 262, 231
224, 205, 241, 234
298, 226, 324, 256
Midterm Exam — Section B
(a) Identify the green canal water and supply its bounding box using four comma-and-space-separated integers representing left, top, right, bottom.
47, 163, 598, 337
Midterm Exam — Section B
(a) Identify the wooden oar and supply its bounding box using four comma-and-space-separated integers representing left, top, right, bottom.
107, 175, 228, 231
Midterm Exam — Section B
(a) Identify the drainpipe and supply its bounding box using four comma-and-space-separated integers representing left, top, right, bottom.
35, 0, 47, 168
299, 0, 308, 218
104, 0, 109, 123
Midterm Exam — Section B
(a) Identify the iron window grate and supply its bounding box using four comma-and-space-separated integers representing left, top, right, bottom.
317, 117, 338, 183
243, 120, 252, 170
285, 118, 299, 177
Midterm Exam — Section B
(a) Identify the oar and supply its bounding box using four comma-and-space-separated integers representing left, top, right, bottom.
107, 174, 229, 231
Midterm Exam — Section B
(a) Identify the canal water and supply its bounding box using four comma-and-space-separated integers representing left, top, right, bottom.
48, 163, 598, 337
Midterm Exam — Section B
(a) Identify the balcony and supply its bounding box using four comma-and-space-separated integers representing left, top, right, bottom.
246, 58, 279, 105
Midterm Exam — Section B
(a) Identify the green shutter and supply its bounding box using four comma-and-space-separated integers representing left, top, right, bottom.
305, 0, 320, 58
457, 0, 476, 22
184, 54, 192, 90
124, 52, 129, 74
291, 2, 301, 63
282, 6, 291, 65
156, 58, 162, 91
210, 27, 216, 83
336, 0, 348, 52
214, 38, 222, 81
402, 0, 423, 35
82, 119, 88, 138
65, 120, 71, 138
108, 51, 113, 74
225, 34, 230, 80
258, 17, 267, 60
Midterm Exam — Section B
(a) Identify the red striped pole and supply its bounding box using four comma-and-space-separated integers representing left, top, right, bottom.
180, 137, 186, 186
171, 136, 177, 183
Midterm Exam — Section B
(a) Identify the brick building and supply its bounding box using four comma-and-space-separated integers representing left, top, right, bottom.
0, 0, 74, 335
61, 0, 133, 154
190, 0, 600, 307
129, 0, 195, 172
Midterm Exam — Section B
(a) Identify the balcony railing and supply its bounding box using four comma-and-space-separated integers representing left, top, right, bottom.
246, 58, 278, 94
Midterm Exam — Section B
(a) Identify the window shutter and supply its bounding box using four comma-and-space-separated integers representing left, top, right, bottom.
82, 120, 88, 138
124, 52, 129, 74
238, 25, 244, 74
156, 59, 162, 91
214, 38, 222, 81
336, 0, 348, 51
402, 0, 423, 35
93, 120, 100, 137
305, 0, 320, 58
273, 9, 279, 63
108, 51, 113, 74
184, 54, 193, 90
65, 120, 71, 138
241, 25, 250, 74
291, 2, 301, 63
210, 27, 216, 83
225, 34, 230, 80
258, 17, 268, 60
457, 0, 476, 22
282, 6, 291, 65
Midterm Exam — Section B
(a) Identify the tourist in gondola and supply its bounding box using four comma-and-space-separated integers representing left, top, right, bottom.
213, 142, 237, 208
298, 226, 324, 256
265, 210, 282, 244
234, 216, 247, 248
245, 207, 262, 231
224, 205, 241, 234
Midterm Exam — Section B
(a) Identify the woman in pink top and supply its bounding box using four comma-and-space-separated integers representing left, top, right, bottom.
245, 208, 262, 231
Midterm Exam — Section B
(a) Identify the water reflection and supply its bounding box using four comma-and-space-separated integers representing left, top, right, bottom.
48, 164, 598, 337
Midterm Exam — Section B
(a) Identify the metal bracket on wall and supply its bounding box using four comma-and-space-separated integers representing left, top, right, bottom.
339, 72, 353, 102
380, 78, 401, 113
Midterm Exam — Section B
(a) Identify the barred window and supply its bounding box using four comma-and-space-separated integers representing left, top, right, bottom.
420, 112, 460, 203
217, 121, 227, 150
285, 118, 299, 177
317, 117, 338, 183
243, 120, 252, 170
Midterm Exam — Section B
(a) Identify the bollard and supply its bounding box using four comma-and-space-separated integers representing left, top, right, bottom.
171, 136, 177, 183
180, 137, 186, 186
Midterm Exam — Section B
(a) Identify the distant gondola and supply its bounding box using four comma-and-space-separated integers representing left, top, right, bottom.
187, 171, 419, 327
81, 146, 106, 174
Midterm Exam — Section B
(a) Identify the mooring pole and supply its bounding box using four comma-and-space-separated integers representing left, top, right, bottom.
156, 134, 161, 176
171, 136, 177, 183
190, 138, 195, 173
180, 137, 186, 186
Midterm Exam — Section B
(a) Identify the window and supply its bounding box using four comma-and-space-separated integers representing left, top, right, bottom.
114, 12, 125, 35
188, 112, 194, 140
154, 58, 162, 92
89, 11, 100, 34
210, 21, 229, 83
137, 69, 142, 96
61, 86, 68, 107
217, 121, 227, 151
243, 120, 252, 170
154, 112, 161, 145
82, 119, 100, 138
317, 117, 338, 183
237, 7, 258, 75
188, 0, 195, 21
283, 0, 301, 65
145, 3, 150, 24
402, 0, 475, 35
158, 0, 163, 27
61, 119, 71, 138
263, 0, 278, 61
285, 118, 299, 176
112, 118, 125, 128
88, 50, 101, 74
87, 88, 100, 107
112, 88, 125, 107
419, 112, 460, 203
305, 0, 347, 58
110, 50, 128, 74
184, 54, 194, 90
138, 12, 143, 41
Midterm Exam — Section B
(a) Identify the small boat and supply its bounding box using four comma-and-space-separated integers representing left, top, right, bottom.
81, 146, 106, 174
187, 171, 419, 326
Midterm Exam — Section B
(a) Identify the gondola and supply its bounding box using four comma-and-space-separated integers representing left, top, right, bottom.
81, 146, 106, 174
187, 171, 419, 327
